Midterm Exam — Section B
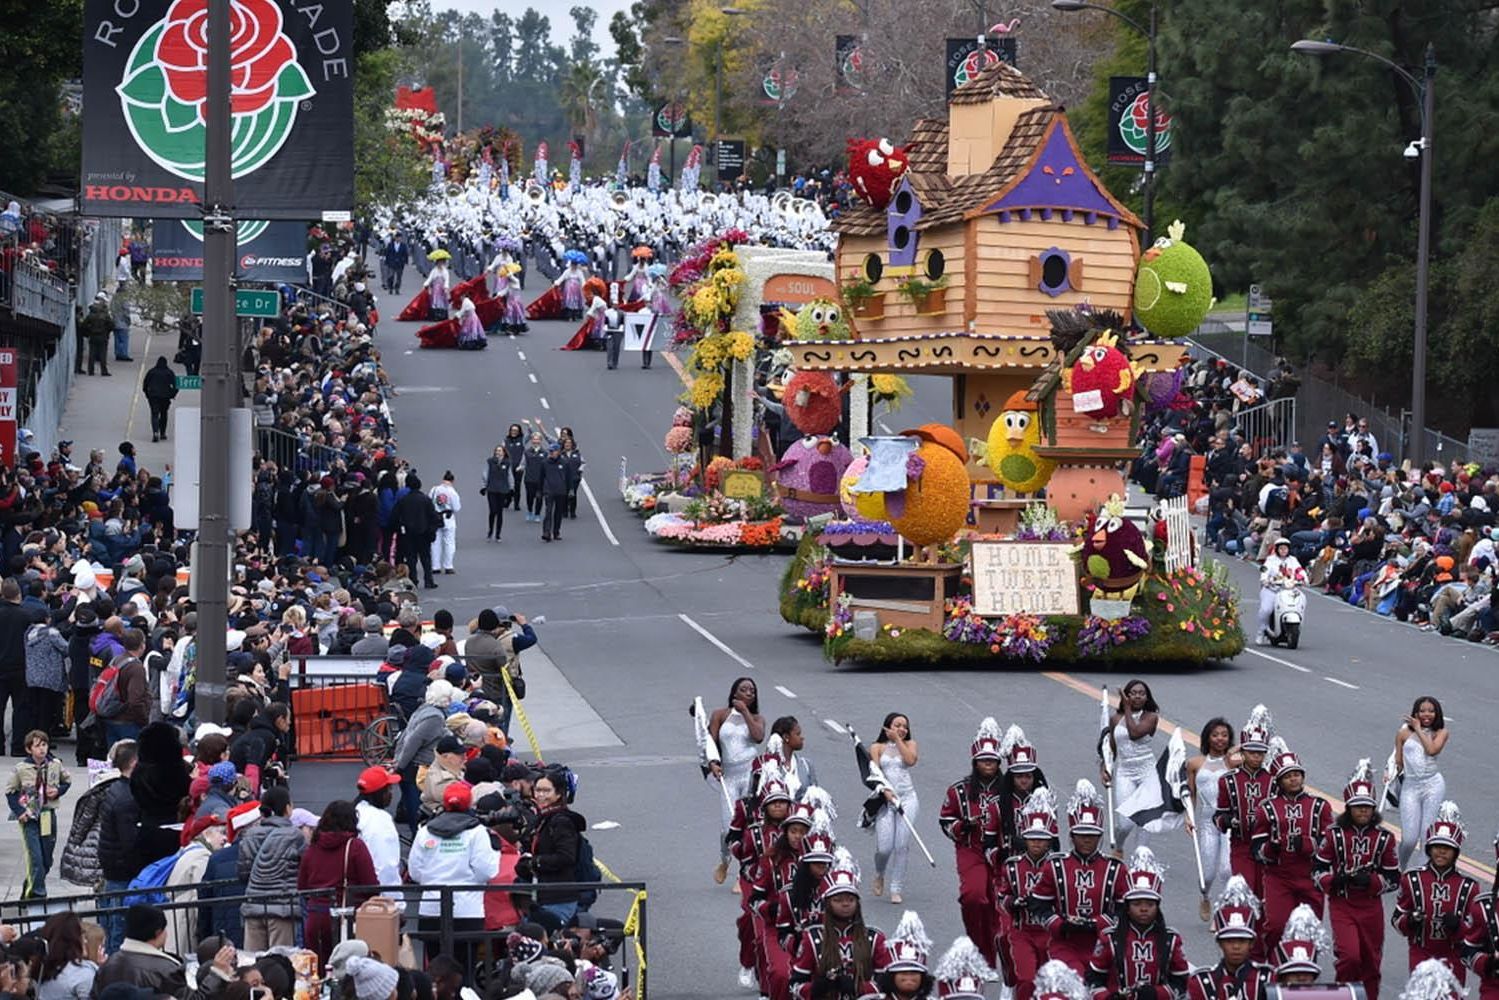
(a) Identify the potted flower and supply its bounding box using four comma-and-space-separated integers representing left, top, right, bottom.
841, 277, 884, 320
896, 276, 947, 315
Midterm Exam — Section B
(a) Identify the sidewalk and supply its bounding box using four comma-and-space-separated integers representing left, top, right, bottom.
53, 310, 182, 476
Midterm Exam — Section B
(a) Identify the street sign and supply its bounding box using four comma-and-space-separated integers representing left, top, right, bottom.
1246, 283, 1273, 337
176, 375, 202, 390
190, 288, 281, 318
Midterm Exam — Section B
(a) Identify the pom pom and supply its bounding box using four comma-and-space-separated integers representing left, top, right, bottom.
1282, 903, 1330, 952
1245, 703, 1274, 734
932, 936, 995, 984
831, 844, 861, 882
891, 910, 932, 956
975, 716, 1003, 744
1000, 724, 1027, 760
1216, 874, 1260, 916
1069, 779, 1101, 814
801, 785, 838, 822
1128, 844, 1166, 877
1400, 957, 1465, 1000
1034, 959, 1090, 1000
1027, 786, 1058, 817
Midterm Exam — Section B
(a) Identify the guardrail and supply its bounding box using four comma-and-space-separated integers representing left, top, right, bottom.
0, 879, 647, 993
1233, 396, 1297, 458
257, 426, 352, 475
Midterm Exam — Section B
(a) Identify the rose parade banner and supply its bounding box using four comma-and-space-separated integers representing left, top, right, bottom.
1106, 76, 1173, 166
650, 101, 692, 139
944, 37, 1018, 97
151, 218, 308, 282
82, 0, 354, 219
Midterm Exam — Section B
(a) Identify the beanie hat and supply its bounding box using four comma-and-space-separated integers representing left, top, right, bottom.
346, 956, 399, 1000
518, 963, 574, 995
579, 968, 620, 1000
476, 608, 500, 632
328, 940, 370, 980
208, 761, 238, 786
506, 931, 545, 964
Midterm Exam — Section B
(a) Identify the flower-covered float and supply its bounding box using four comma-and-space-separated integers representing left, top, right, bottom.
776, 60, 1238, 665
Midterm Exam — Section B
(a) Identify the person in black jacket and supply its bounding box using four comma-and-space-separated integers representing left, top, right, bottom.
141, 357, 179, 443
540, 444, 568, 543
394, 474, 439, 588
96, 741, 141, 950
0, 578, 39, 755
229, 704, 290, 793
521, 771, 586, 927
560, 430, 583, 519
130, 722, 190, 873
522, 433, 546, 522
482, 445, 513, 541
503, 424, 526, 512
64, 604, 102, 765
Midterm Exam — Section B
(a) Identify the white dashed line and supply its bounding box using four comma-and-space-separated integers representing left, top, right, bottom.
539, 396, 550, 409
774, 685, 798, 699
677, 613, 756, 671
528, 373, 538, 383
517, 351, 526, 361
1244, 648, 1312, 673
823, 719, 847, 735
1324, 676, 1360, 690
579, 477, 619, 547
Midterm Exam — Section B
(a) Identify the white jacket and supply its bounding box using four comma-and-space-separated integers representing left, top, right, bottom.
406, 814, 500, 918
356, 800, 404, 900
1261, 553, 1304, 587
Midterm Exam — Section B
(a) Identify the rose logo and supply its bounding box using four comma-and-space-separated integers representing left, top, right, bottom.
115, 0, 315, 182
840, 44, 865, 90
763, 67, 799, 103
1117, 89, 1172, 157
656, 102, 688, 135
954, 47, 1001, 89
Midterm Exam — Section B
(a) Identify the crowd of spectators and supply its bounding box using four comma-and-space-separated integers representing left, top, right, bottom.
1131, 357, 1499, 642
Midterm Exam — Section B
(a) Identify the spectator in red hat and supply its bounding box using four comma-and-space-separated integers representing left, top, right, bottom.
354, 767, 403, 896
407, 781, 498, 974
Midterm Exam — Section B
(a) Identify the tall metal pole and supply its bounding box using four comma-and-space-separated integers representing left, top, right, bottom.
457, 40, 464, 134
1409, 43, 1435, 468
197, 0, 235, 725
713, 44, 723, 186
1141, 2, 1157, 245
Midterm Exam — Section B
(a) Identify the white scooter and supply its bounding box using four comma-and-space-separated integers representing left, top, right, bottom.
1262, 573, 1307, 649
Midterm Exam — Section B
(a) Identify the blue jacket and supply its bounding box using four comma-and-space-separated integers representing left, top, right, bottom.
391, 645, 435, 719
382, 241, 409, 269
198, 841, 246, 947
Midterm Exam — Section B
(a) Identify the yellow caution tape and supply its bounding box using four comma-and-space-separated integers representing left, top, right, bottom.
598, 858, 646, 999
499, 668, 544, 765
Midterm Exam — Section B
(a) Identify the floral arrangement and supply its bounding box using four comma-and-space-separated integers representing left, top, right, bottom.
794, 559, 832, 609
670, 232, 750, 344
1076, 615, 1152, 657
869, 373, 913, 411
665, 425, 694, 454
825, 592, 854, 641
703, 456, 736, 492
941, 598, 1059, 660
384, 106, 446, 149
1014, 504, 1076, 542
645, 510, 786, 548
622, 478, 661, 512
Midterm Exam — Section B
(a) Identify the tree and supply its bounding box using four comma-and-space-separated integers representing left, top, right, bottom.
569, 6, 600, 66
560, 62, 606, 139
353, 48, 429, 212
0, 0, 83, 193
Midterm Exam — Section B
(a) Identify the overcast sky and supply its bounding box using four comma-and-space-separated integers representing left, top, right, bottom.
416, 0, 631, 57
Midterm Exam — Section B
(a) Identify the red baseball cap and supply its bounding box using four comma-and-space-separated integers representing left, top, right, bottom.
443, 781, 473, 812
357, 766, 402, 794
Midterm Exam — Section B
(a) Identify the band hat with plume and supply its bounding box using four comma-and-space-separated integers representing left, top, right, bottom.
1342, 758, 1377, 808
932, 936, 994, 999
1212, 874, 1260, 940
1123, 845, 1166, 901
1021, 786, 1059, 840
1000, 724, 1039, 772
1067, 779, 1104, 836
1033, 959, 1090, 1000
1274, 903, 1330, 976
971, 716, 1003, 761
1400, 957, 1465, 1000
1239, 704, 1274, 751
801, 809, 837, 863
1425, 800, 1465, 851
820, 845, 862, 900
885, 910, 933, 973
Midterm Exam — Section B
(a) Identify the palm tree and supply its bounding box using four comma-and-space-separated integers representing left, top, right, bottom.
559, 61, 605, 140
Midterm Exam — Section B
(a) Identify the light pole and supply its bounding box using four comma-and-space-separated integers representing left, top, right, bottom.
1292, 39, 1435, 466
662, 36, 687, 183
712, 7, 747, 185
1052, 0, 1159, 244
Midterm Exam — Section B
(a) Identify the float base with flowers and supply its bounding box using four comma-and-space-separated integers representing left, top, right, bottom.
780, 513, 1244, 665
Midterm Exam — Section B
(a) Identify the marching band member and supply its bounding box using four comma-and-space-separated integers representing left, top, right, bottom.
1032, 960, 1089, 1000
1251, 741, 1330, 950
1395, 801, 1480, 982
1187, 876, 1273, 1000
1185, 717, 1236, 919
1030, 780, 1129, 977
1271, 903, 1330, 985
1216, 707, 1275, 905
734, 770, 793, 992
1459, 825, 1499, 998
940, 718, 1007, 964
1312, 759, 1398, 998
995, 788, 1060, 1000
750, 800, 819, 998
1084, 846, 1190, 1000
985, 726, 1049, 865
788, 848, 890, 1000
869, 713, 919, 906
768, 821, 838, 1000
873, 911, 933, 1000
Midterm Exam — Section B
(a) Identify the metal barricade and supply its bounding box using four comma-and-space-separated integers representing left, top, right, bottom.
1233, 396, 1297, 458
0, 880, 649, 995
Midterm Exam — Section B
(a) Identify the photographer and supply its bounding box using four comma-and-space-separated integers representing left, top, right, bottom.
464, 607, 536, 733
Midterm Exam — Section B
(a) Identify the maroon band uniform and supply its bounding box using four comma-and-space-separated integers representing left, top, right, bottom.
940, 773, 1006, 964
1086, 918, 1190, 1000
1185, 960, 1274, 1000
1460, 890, 1499, 998
1394, 864, 1479, 982
1252, 786, 1331, 949
1031, 850, 1128, 976
1312, 820, 1398, 999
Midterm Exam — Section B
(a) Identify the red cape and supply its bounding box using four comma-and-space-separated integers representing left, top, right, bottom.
417, 317, 460, 349
399, 273, 490, 322
526, 285, 564, 320
398, 286, 431, 321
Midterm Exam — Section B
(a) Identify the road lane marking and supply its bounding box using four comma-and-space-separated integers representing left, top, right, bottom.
677, 613, 756, 670
774, 685, 798, 699
1244, 648, 1312, 673
1323, 676, 1359, 690
579, 478, 619, 546
539, 396, 550, 409
528, 373, 538, 383
822, 719, 847, 735
517, 351, 526, 361
1040, 668, 1497, 879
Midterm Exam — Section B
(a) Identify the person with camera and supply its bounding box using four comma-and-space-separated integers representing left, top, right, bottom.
407, 781, 499, 973
518, 771, 586, 929
93, 903, 236, 1000
464, 607, 536, 734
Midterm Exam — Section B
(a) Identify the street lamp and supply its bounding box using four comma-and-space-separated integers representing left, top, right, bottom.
713, 7, 747, 183
1293, 39, 1435, 465
660, 36, 687, 183
1052, 0, 1159, 244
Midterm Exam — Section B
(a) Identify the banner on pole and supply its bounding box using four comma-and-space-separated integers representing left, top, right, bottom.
0, 349, 15, 469
151, 219, 307, 283
1106, 76, 1173, 166
945, 37, 1018, 97
835, 35, 864, 93
651, 101, 692, 138
82, 0, 354, 219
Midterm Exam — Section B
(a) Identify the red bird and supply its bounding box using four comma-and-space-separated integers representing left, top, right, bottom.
846, 137, 910, 210
1065, 330, 1138, 422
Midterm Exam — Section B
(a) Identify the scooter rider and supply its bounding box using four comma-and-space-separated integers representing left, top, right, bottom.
1257, 538, 1305, 646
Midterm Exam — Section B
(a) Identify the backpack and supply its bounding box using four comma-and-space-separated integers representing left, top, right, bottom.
574, 831, 602, 910
90, 663, 125, 719
125, 848, 185, 906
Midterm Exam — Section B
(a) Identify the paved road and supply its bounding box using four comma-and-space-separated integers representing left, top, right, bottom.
308, 297, 1498, 997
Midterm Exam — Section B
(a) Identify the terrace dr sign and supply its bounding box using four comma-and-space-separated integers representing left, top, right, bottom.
190, 288, 281, 317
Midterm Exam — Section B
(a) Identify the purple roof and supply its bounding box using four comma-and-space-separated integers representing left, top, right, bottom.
979, 121, 1130, 224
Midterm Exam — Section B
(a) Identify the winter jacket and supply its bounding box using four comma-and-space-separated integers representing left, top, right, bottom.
5, 753, 71, 823
541, 454, 568, 496
25, 622, 70, 692
88, 631, 126, 674
420, 757, 466, 814
163, 840, 212, 956
229, 714, 283, 787
131, 728, 192, 872
503, 436, 525, 473
392, 702, 447, 771
395, 489, 438, 544
389, 645, 435, 720
105, 655, 150, 725
296, 829, 378, 909
529, 805, 586, 904
37, 959, 97, 1000
465, 624, 535, 705
96, 774, 141, 882
406, 811, 500, 918
197, 842, 245, 948
242, 817, 308, 918
67, 624, 100, 691
91, 936, 232, 1000
562, 449, 584, 490
326, 626, 366, 655
0, 599, 35, 677
142, 359, 179, 402
355, 799, 402, 894
484, 456, 512, 495
61, 771, 123, 887
350, 633, 388, 658
523, 446, 545, 487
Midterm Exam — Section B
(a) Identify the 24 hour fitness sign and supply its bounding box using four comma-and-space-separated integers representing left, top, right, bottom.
82, 0, 353, 219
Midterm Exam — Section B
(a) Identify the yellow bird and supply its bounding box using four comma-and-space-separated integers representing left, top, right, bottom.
973, 390, 1057, 494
